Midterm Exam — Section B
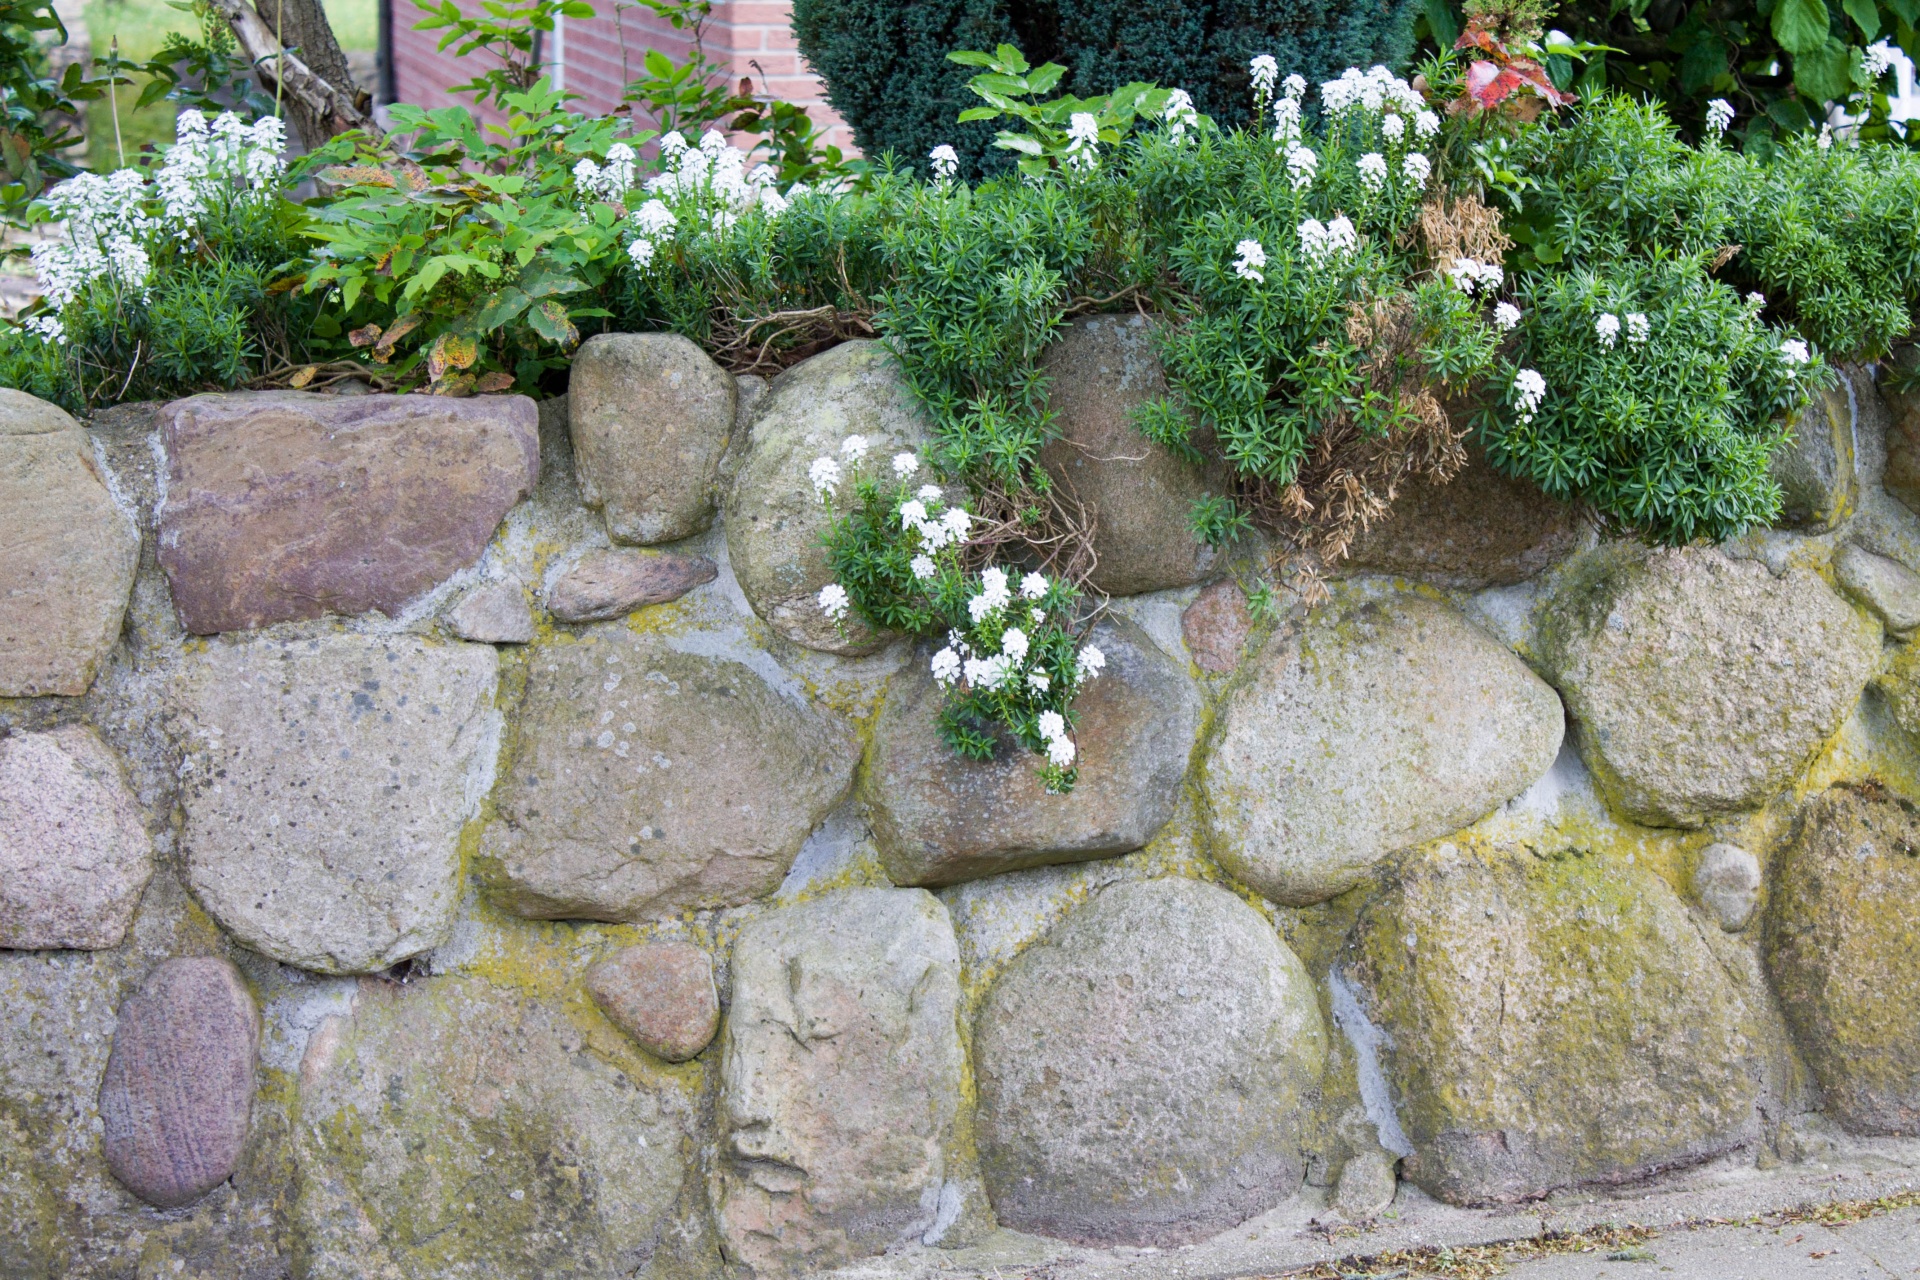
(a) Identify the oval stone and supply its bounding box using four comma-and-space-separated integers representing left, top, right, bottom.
99, 956, 259, 1208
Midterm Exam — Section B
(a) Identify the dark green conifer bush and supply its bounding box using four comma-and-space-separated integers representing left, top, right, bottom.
790, 0, 1423, 176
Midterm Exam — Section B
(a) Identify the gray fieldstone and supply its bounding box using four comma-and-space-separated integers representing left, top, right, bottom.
1038, 316, 1218, 596
1538, 545, 1879, 827
716, 888, 977, 1277
0, 724, 151, 951
443, 580, 535, 644
1884, 358, 1920, 517
0, 389, 139, 696
864, 617, 1201, 887
1693, 842, 1762, 932
99, 956, 259, 1208
586, 940, 719, 1062
1349, 844, 1766, 1205
569, 332, 736, 545
156, 391, 539, 634
1771, 377, 1856, 531
481, 624, 858, 922
1765, 784, 1920, 1136
1339, 442, 1583, 590
1181, 578, 1254, 673
1834, 543, 1920, 635
725, 340, 936, 654
294, 974, 709, 1280
177, 632, 499, 974
1203, 589, 1563, 906
973, 877, 1327, 1247
545, 549, 717, 623
1332, 1149, 1399, 1219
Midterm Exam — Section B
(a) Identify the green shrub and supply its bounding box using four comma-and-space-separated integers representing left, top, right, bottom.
791, 0, 1423, 176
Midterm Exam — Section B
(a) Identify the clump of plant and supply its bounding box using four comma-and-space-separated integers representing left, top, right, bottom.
811, 436, 1106, 793
0, 109, 313, 410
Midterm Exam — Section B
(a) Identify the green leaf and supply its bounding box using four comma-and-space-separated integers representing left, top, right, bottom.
946, 51, 997, 67
956, 106, 1001, 122
1772, 0, 1833, 55
993, 44, 1030, 74
1025, 63, 1066, 95
995, 133, 1046, 155
1840, 0, 1880, 34
1793, 37, 1854, 99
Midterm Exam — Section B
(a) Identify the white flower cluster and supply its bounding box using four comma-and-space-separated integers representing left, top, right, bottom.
156, 110, 285, 234
1357, 151, 1388, 192
1401, 152, 1431, 189
1320, 65, 1424, 117
31, 169, 154, 310
574, 142, 637, 205
1298, 216, 1357, 267
1864, 40, 1896, 78
1495, 300, 1523, 331
1513, 368, 1547, 422
1250, 54, 1279, 104
1163, 89, 1200, 145
1065, 112, 1101, 172
1270, 66, 1308, 147
1595, 312, 1621, 349
1233, 238, 1267, 283
1447, 258, 1504, 295
929, 144, 959, 182
628, 129, 793, 269
1285, 144, 1317, 190
1706, 99, 1735, 135
1780, 338, 1812, 370
1626, 311, 1650, 345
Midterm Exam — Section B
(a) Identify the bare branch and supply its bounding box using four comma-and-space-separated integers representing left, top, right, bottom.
203, 0, 379, 140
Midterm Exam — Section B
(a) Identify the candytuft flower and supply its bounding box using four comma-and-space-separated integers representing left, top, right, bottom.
1001, 627, 1030, 662
898, 499, 928, 529
918, 483, 944, 503
1037, 710, 1066, 740
1415, 109, 1441, 139
931, 647, 961, 685
1595, 313, 1621, 349
1780, 338, 1812, 366
1625, 312, 1650, 346
892, 451, 919, 477
818, 583, 849, 621
1706, 99, 1735, 135
1401, 152, 1430, 189
1065, 112, 1101, 171
1285, 144, 1317, 190
809, 456, 841, 497
1250, 54, 1279, 99
1864, 40, 1896, 78
1382, 113, 1405, 142
1233, 238, 1267, 283
1076, 645, 1106, 679
911, 554, 936, 580
929, 144, 959, 182
1513, 368, 1547, 422
840, 434, 869, 461
1020, 571, 1049, 599
1163, 89, 1199, 144
1357, 152, 1388, 193
1494, 301, 1522, 331
1046, 735, 1076, 767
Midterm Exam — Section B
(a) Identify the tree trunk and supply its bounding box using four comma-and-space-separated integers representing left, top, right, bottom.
209, 0, 373, 149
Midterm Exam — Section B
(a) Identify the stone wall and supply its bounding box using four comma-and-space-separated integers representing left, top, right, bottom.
2, 327, 1919, 1278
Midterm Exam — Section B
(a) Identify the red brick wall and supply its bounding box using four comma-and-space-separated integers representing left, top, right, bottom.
387, 0, 855, 153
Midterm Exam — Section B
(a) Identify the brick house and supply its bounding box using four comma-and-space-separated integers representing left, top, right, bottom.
376, 0, 855, 152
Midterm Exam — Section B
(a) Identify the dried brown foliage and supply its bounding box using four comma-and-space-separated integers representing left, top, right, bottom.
1419, 191, 1514, 272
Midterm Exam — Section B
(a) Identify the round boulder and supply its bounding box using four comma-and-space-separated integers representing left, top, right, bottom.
1766, 783, 1920, 1135
973, 877, 1326, 1247
99, 956, 259, 1209
863, 616, 1200, 887
1203, 588, 1563, 905
724, 340, 937, 654
1348, 844, 1766, 1205
1538, 545, 1879, 827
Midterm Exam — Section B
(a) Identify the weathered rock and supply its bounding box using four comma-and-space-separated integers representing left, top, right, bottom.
865, 617, 1200, 887
1332, 1150, 1398, 1219
1765, 784, 1920, 1135
974, 877, 1326, 1246
0, 390, 138, 696
156, 392, 539, 634
294, 974, 712, 1280
570, 333, 736, 545
1349, 844, 1766, 1205
1884, 358, 1920, 518
1834, 543, 1920, 635
1203, 589, 1563, 906
1339, 443, 1582, 590
1874, 637, 1920, 741
717, 888, 976, 1276
586, 940, 719, 1062
99, 956, 258, 1208
1038, 316, 1217, 596
1771, 377, 1855, 530
0, 725, 151, 951
725, 341, 934, 654
443, 580, 535, 643
482, 624, 857, 922
1693, 842, 1762, 932
177, 632, 499, 974
545, 549, 717, 623
1181, 579, 1253, 673
1538, 546, 1878, 828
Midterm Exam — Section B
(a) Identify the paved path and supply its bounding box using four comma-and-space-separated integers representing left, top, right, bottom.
1499, 1207, 1919, 1280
